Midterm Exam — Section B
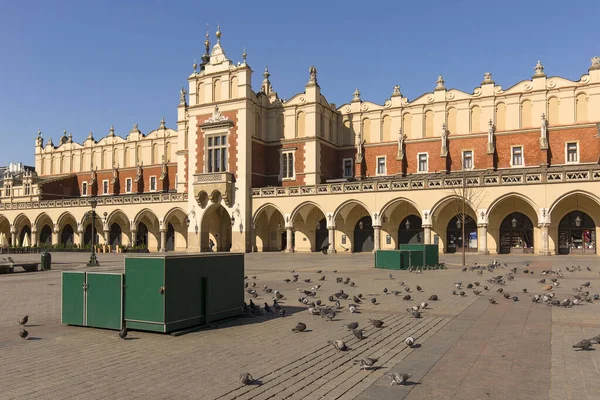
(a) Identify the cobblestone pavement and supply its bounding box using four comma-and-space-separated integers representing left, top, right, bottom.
1, 252, 599, 399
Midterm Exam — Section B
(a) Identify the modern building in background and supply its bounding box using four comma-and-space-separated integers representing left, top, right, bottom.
1, 28, 600, 255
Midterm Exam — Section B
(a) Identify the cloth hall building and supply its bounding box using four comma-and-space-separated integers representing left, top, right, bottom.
1, 29, 600, 256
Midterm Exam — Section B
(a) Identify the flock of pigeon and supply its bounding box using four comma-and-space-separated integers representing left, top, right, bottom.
238, 259, 600, 389
239, 269, 442, 387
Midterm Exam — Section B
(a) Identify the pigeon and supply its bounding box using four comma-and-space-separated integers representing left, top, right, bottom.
319, 275, 326, 281
573, 339, 593, 351
452, 290, 457, 295
251, 276, 257, 280
385, 372, 412, 386
522, 288, 528, 293
467, 283, 473, 289
590, 335, 600, 344
240, 372, 254, 385
399, 281, 405, 286
317, 270, 322, 274
473, 290, 482, 296
292, 322, 307, 332
264, 303, 273, 313
460, 291, 466, 297
489, 298, 496, 304
333, 270, 337, 273
353, 357, 379, 370
581, 282, 591, 288
284, 278, 291, 283
19, 329, 28, 340
497, 288, 504, 293
420, 302, 428, 309
19, 315, 28, 326
389, 273, 394, 279
343, 322, 359, 330
119, 327, 128, 339
353, 296, 362, 303
352, 328, 365, 340
357, 293, 363, 298
8, 256, 15, 263
349, 305, 358, 313
538, 279, 546, 284
416, 285, 423, 292
328, 339, 348, 351
368, 319, 384, 328
324, 310, 336, 321
428, 294, 438, 301
408, 309, 421, 318
403, 295, 412, 301
383, 288, 388, 294
392, 290, 400, 296
371, 298, 377, 304
279, 309, 286, 317
503, 293, 511, 299
304, 279, 311, 283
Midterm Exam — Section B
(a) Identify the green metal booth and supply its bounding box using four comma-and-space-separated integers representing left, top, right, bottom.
62, 253, 244, 333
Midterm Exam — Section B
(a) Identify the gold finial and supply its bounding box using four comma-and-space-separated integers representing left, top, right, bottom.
204, 24, 210, 51
216, 24, 221, 42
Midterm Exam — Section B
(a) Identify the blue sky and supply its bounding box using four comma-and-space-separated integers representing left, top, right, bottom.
1, 0, 598, 166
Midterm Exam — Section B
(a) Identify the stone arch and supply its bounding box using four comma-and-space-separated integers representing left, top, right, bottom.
333, 200, 373, 253
12, 214, 32, 247
230, 75, 239, 98
197, 82, 205, 104
548, 191, 600, 255
200, 203, 232, 252
379, 198, 423, 249
575, 92, 588, 122
57, 211, 78, 247
106, 209, 131, 249
163, 207, 188, 251
290, 202, 327, 252
361, 117, 371, 143
253, 204, 285, 252
133, 208, 161, 251
213, 78, 221, 102
0, 215, 10, 246
430, 196, 477, 253
486, 193, 539, 254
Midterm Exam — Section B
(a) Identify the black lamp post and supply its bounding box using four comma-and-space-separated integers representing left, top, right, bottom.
87, 199, 99, 266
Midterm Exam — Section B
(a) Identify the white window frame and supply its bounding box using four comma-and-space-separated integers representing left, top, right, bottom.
417, 152, 429, 173
205, 132, 228, 173
510, 145, 524, 167
81, 181, 88, 196
24, 183, 31, 196
125, 178, 132, 193
462, 149, 474, 170
281, 150, 296, 181
342, 158, 354, 178
102, 179, 109, 195
149, 176, 157, 192
565, 141, 579, 164
376, 156, 387, 176
4, 185, 10, 197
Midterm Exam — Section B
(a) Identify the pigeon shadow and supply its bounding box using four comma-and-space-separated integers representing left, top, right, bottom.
124, 337, 140, 341
249, 380, 264, 386
403, 381, 422, 386
24, 324, 42, 327
28, 337, 42, 341
411, 343, 422, 349
575, 348, 596, 351
302, 329, 314, 333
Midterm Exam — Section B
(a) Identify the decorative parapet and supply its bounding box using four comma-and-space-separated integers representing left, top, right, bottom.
0, 192, 187, 211
193, 172, 234, 207
251, 167, 600, 197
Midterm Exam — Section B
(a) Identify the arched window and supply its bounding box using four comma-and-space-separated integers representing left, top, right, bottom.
361, 118, 371, 142
470, 106, 481, 133
124, 147, 129, 167
576, 93, 588, 122
165, 142, 171, 162
381, 115, 391, 142
446, 108, 457, 134
495, 103, 506, 131
296, 111, 306, 138
213, 79, 221, 102
520, 100, 532, 128
152, 143, 159, 164
230, 76, 238, 98
402, 113, 412, 138
197, 82, 205, 104
424, 110, 434, 138
547, 97, 559, 125
343, 120, 351, 145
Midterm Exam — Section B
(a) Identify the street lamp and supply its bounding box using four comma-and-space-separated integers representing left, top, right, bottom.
87, 199, 99, 266
575, 215, 582, 227
405, 219, 411, 230
455, 218, 461, 229
511, 217, 518, 228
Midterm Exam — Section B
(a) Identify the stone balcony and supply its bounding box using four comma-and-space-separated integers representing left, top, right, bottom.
252, 165, 600, 198
193, 172, 234, 207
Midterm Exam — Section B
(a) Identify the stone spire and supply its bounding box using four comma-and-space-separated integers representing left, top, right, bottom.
590, 56, 600, 71
533, 60, 546, 78
61, 128, 69, 144
108, 125, 115, 137
180, 87, 187, 106
482, 72, 494, 85
392, 85, 402, 97
435, 74, 446, 90
242, 48, 247, 64
307, 66, 318, 86
261, 66, 273, 94
159, 117, 166, 130
200, 25, 210, 69
352, 88, 361, 102
36, 130, 43, 147
215, 24, 221, 44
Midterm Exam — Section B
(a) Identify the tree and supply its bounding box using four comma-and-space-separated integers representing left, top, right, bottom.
448, 172, 485, 266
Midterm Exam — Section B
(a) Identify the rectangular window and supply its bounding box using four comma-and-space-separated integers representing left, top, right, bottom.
282, 151, 295, 180
566, 142, 578, 163
102, 180, 109, 195
82, 182, 88, 196
125, 178, 132, 193
206, 134, 227, 172
512, 146, 523, 166
5, 186, 10, 197
342, 158, 353, 178
376, 156, 386, 175
150, 176, 157, 191
24, 183, 30, 195
418, 153, 428, 172
463, 150, 473, 170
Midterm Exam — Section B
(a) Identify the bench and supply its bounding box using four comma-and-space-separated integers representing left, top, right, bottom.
0, 263, 40, 274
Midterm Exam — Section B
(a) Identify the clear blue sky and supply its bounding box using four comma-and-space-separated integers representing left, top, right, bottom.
1, 0, 598, 166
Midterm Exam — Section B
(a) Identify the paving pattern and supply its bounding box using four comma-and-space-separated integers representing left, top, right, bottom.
0, 252, 599, 399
